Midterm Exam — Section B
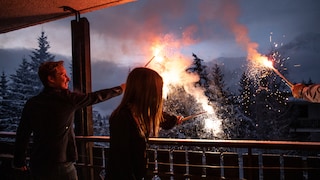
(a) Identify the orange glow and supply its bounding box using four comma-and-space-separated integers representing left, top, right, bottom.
247, 47, 274, 69
248, 50, 293, 87
261, 56, 274, 69
151, 45, 164, 63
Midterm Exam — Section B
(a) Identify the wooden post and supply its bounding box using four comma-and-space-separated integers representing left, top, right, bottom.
71, 17, 94, 180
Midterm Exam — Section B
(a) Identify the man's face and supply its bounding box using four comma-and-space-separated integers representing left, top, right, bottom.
50, 66, 70, 89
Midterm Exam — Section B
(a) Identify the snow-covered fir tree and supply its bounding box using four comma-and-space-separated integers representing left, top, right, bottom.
162, 54, 239, 140
186, 53, 210, 96
160, 85, 204, 139
29, 31, 55, 95
207, 64, 239, 139
7, 57, 35, 131
93, 110, 109, 136
236, 49, 292, 140
0, 71, 9, 97
236, 72, 256, 139
0, 71, 11, 131
2, 31, 56, 131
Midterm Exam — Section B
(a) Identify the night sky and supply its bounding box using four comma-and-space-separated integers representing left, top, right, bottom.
0, 0, 319, 115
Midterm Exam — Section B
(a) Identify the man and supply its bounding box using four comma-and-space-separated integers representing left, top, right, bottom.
13, 60, 125, 180
291, 83, 320, 103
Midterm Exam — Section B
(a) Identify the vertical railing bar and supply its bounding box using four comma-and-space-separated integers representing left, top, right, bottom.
302, 156, 308, 180
247, 147, 253, 180
201, 147, 207, 178
238, 148, 244, 180
184, 147, 190, 180
99, 147, 106, 179
220, 150, 225, 179
279, 153, 285, 180
258, 151, 264, 180
152, 146, 160, 180
169, 148, 174, 180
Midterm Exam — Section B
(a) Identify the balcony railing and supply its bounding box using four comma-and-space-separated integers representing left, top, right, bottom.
1, 131, 320, 180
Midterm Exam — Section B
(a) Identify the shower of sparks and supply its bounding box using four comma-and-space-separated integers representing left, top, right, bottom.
144, 34, 222, 136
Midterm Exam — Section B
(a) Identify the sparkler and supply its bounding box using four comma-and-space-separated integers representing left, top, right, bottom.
180, 111, 206, 122
262, 57, 293, 88
144, 56, 155, 67
271, 67, 293, 88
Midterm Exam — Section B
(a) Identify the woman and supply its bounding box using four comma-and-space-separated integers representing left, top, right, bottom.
106, 67, 181, 180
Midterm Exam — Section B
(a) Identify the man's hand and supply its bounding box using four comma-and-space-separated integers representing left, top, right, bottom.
120, 83, 126, 91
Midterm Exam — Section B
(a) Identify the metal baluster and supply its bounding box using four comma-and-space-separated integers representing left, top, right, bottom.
258, 151, 263, 180
302, 156, 308, 180
184, 147, 191, 180
152, 146, 161, 180
220, 150, 225, 179
168, 148, 174, 180
99, 147, 106, 179
238, 149, 244, 180
279, 153, 284, 180
201, 147, 207, 178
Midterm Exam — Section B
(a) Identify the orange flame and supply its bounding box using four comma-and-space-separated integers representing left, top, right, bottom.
256, 55, 274, 69
151, 45, 164, 63
262, 57, 274, 69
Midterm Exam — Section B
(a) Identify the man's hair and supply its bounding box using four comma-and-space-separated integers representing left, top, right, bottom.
38, 60, 64, 87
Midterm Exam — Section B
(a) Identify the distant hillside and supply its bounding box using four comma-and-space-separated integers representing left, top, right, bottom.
0, 48, 31, 74
206, 57, 247, 93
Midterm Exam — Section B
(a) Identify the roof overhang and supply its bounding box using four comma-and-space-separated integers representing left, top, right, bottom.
0, 0, 136, 34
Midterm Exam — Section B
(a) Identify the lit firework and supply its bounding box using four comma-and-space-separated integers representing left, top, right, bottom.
143, 34, 222, 136
257, 55, 293, 88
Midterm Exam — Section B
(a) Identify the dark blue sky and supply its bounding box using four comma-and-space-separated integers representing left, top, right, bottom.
1, 0, 319, 64
0, 0, 319, 115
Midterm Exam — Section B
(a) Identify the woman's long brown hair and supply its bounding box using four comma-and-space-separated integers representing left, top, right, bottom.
111, 67, 164, 138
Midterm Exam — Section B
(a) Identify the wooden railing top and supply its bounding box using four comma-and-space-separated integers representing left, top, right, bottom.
2, 131, 320, 150
76, 136, 320, 150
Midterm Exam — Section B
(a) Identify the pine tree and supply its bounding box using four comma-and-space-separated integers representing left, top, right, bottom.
160, 85, 204, 139
255, 50, 291, 140
207, 64, 238, 139
0, 71, 9, 98
186, 53, 210, 90
29, 31, 55, 94
236, 72, 257, 138
7, 57, 35, 131
236, 49, 292, 140
0, 71, 11, 131
3, 31, 56, 132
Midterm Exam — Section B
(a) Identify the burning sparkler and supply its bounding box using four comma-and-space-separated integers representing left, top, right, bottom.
144, 45, 165, 67
144, 56, 155, 67
271, 66, 293, 88
261, 56, 293, 88
180, 111, 206, 122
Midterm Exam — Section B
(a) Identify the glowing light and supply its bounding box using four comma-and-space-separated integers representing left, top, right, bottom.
204, 118, 221, 133
261, 57, 274, 69
151, 45, 165, 64
204, 119, 215, 129
251, 54, 293, 88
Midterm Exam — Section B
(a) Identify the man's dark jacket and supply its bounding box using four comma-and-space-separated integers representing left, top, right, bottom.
13, 86, 123, 174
